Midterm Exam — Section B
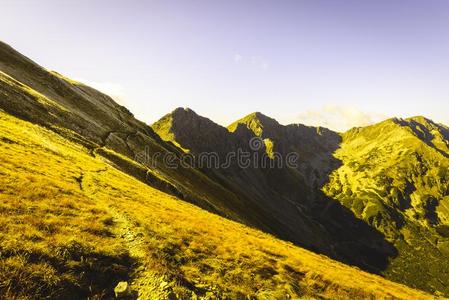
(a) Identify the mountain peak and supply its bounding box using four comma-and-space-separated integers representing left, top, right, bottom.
404, 116, 441, 128
228, 112, 280, 136
406, 115, 431, 122
245, 111, 278, 123
153, 107, 202, 134
171, 106, 197, 116
152, 107, 231, 153
247, 111, 268, 119
152, 108, 194, 146
391, 115, 447, 134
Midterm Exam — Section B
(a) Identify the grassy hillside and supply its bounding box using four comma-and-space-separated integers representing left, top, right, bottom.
0, 112, 434, 299
0, 40, 285, 241
323, 117, 449, 296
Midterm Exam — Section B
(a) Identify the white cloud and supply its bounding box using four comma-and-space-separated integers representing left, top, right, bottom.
233, 54, 268, 70
234, 53, 243, 62
296, 105, 388, 132
75, 78, 127, 105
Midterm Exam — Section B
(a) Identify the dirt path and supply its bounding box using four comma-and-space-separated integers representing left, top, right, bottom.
80, 169, 175, 299
108, 206, 175, 299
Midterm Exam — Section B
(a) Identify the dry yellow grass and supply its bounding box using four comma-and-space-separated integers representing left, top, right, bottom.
0, 111, 436, 299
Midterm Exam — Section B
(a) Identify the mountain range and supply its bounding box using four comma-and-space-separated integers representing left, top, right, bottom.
153, 107, 449, 296
0, 40, 448, 299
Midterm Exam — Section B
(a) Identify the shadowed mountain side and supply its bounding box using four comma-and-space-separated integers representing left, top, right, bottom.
0, 111, 432, 299
0, 41, 282, 234
2, 40, 393, 272
153, 107, 397, 273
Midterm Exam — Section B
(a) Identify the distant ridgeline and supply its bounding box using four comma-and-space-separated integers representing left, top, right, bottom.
1, 40, 449, 297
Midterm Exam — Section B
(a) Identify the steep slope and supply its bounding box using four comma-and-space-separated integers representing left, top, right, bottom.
3, 41, 361, 269
153, 108, 325, 246
2, 40, 448, 297
323, 117, 449, 295
154, 109, 449, 297
0, 110, 433, 299
0, 40, 281, 234
153, 108, 331, 247
229, 112, 342, 197
153, 109, 397, 276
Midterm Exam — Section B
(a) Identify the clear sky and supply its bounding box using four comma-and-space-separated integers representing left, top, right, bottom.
1, 0, 449, 131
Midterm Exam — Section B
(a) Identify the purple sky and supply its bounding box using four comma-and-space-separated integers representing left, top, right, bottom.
1, 0, 449, 131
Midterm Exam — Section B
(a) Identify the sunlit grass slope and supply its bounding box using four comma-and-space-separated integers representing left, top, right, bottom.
323, 117, 449, 296
0, 112, 434, 299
